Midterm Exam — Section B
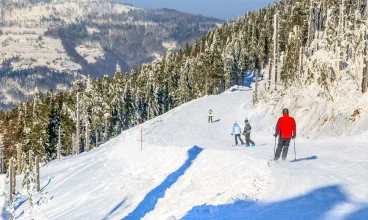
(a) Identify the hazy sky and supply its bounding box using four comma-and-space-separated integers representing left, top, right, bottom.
120, 0, 278, 21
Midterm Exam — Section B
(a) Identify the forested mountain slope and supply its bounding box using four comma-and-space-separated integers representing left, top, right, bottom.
0, 0, 222, 110
0, 0, 367, 177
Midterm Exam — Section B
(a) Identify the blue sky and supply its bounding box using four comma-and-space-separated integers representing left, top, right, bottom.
120, 0, 278, 21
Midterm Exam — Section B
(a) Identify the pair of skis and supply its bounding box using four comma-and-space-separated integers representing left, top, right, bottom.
231, 144, 255, 147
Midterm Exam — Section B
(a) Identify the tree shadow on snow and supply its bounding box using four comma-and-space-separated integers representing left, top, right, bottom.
102, 198, 128, 220
181, 185, 357, 220
41, 176, 55, 192
345, 205, 368, 220
290, 156, 318, 163
121, 146, 203, 220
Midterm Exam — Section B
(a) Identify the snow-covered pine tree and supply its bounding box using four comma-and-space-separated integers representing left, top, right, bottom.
307, 0, 314, 48
91, 79, 103, 148
110, 64, 125, 135
26, 88, 48, 157
75, 84, 81, 155
273, 11, 280, 90
123, 79, 135, 129
46, 93, 60, 161
101, 76, 112, 142
0, 135, 2, 174
82, 76, 93, 152
178, 59, 191, 104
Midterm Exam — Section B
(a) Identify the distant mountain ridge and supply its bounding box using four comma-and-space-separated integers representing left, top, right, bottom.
0, 0, 223, 110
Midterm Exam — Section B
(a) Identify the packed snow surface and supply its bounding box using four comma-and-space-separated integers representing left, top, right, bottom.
5, 87, 368, 219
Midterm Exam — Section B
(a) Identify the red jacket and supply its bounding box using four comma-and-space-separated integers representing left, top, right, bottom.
276, 114, 296, 139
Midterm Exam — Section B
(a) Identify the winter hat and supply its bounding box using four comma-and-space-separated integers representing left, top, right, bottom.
244, 119, 249, 123
282, 108, 289, 114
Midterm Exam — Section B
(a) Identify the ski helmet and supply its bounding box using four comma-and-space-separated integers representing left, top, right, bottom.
244, 119, 249, 123
282, 108, 289, 114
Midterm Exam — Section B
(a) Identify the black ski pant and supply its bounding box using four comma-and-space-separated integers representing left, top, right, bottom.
275, 137, 291, 160
244, 133, 255, 145
208, 116, 213, 123
234, 134, 244, 145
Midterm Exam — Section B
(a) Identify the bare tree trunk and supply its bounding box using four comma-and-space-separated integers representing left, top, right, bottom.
75, 92, 80, 155
29, 150, 33, 171
362, 67, 367, 93
71, 133, 75, 156
363, 31, 367, 93
253, 69, 259, 105
57, 126, 62, 161
148, 105, 151, 120
17, 144, 21, 174
35, 156, 40, 192
9, 158, 13, 203
0, 135, 3, 174
95, 129, 99, 148
22, 152, 26, 174
268, 59, 272, 90
85, 124, 90, 152
104, 119, 109, 142
273, 12, 279, 90
307, 0, 314, 47
12, 158, 15, 195
300, 47, 304, 78
346, 44, 350, 61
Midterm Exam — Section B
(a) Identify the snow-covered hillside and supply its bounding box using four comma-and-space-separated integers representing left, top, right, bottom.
5, 86, 368, 219
0, 27, 81, 71
0, 0, 222, 110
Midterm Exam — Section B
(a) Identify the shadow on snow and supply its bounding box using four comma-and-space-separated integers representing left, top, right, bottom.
290, 156, 318, 163
345, 205, 368, 220
41, 176, 54, 192
15, 176, 55, 219
120, 146, 203, 220
181, 185, 368, 220
102, 198, 128, 220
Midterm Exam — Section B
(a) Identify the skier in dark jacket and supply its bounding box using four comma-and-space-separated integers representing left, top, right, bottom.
208, 109, 213, 123
273, 108, 296, 160
243, 119, 255, 147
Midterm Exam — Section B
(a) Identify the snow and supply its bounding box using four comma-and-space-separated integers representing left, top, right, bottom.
0, 175, 8, 219
162, 41, 178, 51
4, 86, 368, 219
2, 0, 139, 27
0, 27, 81, 71
151, 53, 163, 61
75, 42, 105, 64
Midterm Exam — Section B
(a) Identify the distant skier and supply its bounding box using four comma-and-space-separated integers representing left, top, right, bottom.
208, 109, 213, 123
273, 108, 296, 160
243, 119, 255, 147
231, 121, 244, 146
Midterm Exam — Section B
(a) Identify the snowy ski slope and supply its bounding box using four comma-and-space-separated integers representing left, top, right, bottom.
6, 87, 368, 219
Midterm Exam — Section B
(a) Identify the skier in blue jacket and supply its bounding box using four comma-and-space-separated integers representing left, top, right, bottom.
231, 121, 244, 146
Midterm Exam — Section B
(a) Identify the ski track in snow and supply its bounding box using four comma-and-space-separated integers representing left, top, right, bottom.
5, 87, 368, 219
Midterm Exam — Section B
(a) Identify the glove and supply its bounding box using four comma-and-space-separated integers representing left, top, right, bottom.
292, 134, 296, 139
273, 133, 278, 137
231, 134, 233, 136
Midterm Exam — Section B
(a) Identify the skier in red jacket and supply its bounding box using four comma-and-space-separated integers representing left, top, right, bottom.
273, 108, 296, 160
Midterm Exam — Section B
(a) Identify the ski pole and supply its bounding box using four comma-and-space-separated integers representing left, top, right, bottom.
293, 139, 296, 161
274, 136, 276, 158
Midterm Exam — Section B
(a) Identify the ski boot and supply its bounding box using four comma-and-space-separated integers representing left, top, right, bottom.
252, 143, 255, 147
246, 144, 250, 147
